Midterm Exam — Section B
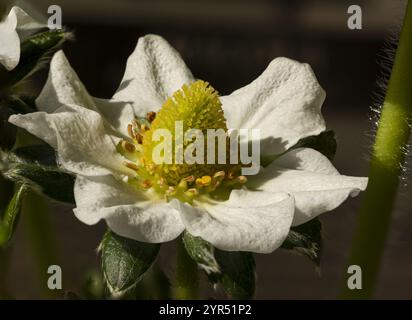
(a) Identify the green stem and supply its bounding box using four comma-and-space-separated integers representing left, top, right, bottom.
174, 237, 199, 300
23, 190, 58, 299
341, 1, 412, 299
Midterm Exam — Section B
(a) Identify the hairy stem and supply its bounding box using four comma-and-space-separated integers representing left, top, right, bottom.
174, 237, 199, 300
341, 1, 412, 299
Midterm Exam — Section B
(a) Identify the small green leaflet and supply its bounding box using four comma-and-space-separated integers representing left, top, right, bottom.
13, 144, 57, 166
293, 131, 337, 160
0, 184, 27, 247
5, 163, 75, 204
281, 218, 322, 266
182, 232, 255, 299
100, 231, 160, 297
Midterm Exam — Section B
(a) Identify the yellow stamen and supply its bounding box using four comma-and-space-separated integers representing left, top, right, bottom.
142, 180, 152, 188
146, 111, 156, 123
118, 81, 249, 204
237, 176, 248, 184
122, 140, 136, 153
127, 124, 134, 139
125, 161, 139, 172
140, 124, 149, 132
196, 175, 212, 187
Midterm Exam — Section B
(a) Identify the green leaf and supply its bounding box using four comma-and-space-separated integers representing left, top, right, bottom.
293, 131, 337, 160
5, 163, 75, 203
100, 230, 160, 297
3, 96, 36, 114
0, 184, 28, 247
13, 144, 57, 166
0, 29, 72, 89
0, 105, 17, 151
182, 232, 220, 281
281, 218, 322, 266
183, 232, 255, 299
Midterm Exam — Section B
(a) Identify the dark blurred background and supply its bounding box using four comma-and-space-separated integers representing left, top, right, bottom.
2, 0, 412, 299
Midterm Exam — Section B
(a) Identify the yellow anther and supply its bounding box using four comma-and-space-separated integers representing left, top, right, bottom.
140, 124, 149, 132
146, 111, 156, 123
127, 124, 134, 139
122, 140, 136, 153
237, 176, 248, 184
136, 133, 143, 144
196, 175, 212, 186
125, 161, 139, 172
142, 180, 152, 189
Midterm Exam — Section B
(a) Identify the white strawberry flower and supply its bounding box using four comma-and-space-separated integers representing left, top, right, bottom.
9, 35, 367, 253
0, 6, 45, 71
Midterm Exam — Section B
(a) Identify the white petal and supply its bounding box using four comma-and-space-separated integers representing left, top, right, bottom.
0, 7, 46, 70
36, 51, 135, 136
105, 203, 185, 243
36, 50, 95, 113
172, 190, 294, 253
8, 109, 58, 147
248, 148, 368, 226
73, 175, 138, 224
113, 34, 195, 116
9, 105, 132, 177
11, 6, 46, 40
0, 8, 20, 70
74, 175, 184, 243
221, 57, 326, 156
93, 98, 136, 137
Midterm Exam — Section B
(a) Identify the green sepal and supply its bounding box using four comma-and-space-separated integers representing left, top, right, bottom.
100, 230, 160, 297
293, 130, 337, 160
182, 232, 255, 299
281, 218, 322, 266
5, 163, 75, 204
0, 184, 28, 247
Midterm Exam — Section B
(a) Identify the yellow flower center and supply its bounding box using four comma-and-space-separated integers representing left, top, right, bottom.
117, 80, 246, 204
